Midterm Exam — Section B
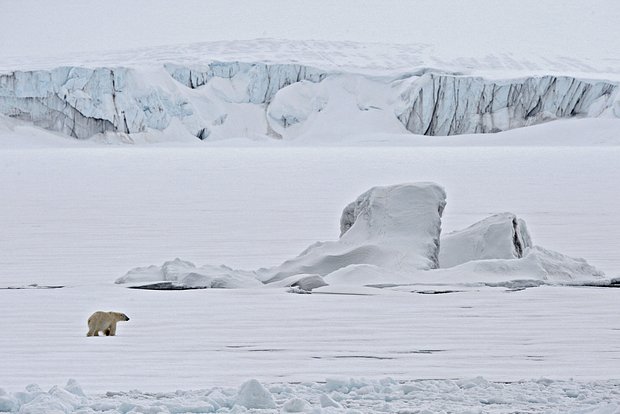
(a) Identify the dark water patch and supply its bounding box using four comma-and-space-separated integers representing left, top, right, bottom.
581, 280, 620, 288
485, 280, 547, 290
396, 350, 445, 354
129, 282, 205, 290
366, 283, 402, 289
313, 291, 375, 296
2, 284, 64, 290
334, 355, 394, 360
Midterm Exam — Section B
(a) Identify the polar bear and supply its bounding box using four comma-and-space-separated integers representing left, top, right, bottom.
86, 311, 130, 337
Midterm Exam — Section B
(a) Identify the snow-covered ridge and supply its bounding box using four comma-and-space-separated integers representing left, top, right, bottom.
0, 60, 618, 141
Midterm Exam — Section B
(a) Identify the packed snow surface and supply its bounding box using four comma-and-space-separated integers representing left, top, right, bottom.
1, 139, 619, 396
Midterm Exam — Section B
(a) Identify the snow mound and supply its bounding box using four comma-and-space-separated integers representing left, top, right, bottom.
440, 212, 533, 268
445, 245, 606, 285
235, 379, 276, 409
267, 274, 329, 292
281, 397, 312, 413
428, 212, 604, 286
118, 183, 605, 291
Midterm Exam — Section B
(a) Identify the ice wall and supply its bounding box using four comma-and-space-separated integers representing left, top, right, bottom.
165, 62, 328, 104
0, 67, 193, 138
397, 74, 618, 135
0, 62, 618, 140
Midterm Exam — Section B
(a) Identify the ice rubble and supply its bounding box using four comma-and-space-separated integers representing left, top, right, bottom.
0, 61, 618, 141
116, 183, 605, 290
2, 377, 619, 413
234, 379, 276, 409
115, 258, 261, 289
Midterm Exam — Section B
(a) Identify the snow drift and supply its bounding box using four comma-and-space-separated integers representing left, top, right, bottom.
438, 245, 605, 286
116, 182, 605, 290
1, 61, 618, 141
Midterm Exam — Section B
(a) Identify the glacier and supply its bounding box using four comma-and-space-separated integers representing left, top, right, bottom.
0, 61, 618, 141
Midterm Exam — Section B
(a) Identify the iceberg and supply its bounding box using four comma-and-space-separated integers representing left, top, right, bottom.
116, 183, 606, 290
258, 183, 447, 283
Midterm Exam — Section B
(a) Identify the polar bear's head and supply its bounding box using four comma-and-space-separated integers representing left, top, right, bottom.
110, 312, 130, 321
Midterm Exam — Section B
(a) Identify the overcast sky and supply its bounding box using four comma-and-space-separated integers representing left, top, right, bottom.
1, 0, 619, 62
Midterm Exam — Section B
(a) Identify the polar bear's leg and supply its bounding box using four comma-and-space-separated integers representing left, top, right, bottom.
109, 322, 117, 336
87, 316, 96, 336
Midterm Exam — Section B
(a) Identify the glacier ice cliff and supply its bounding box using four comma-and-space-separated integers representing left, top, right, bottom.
0, 66, 194, 138
397, 74, 618, 135
0, 61, 618, 140
164, 62, 328, 104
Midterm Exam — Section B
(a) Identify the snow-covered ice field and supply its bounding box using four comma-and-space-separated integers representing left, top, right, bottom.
1, 123, 620, 412
2, 122, 620, 286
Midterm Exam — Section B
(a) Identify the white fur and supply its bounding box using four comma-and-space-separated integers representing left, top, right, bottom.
86, 311, 130, 337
